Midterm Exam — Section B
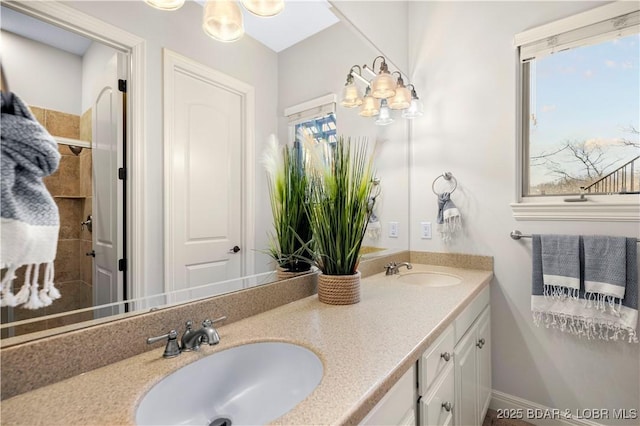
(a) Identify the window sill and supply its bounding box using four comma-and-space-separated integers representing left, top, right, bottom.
510, 198, 640, 222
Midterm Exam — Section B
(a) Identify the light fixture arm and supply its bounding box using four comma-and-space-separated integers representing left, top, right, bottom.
349, 64, 370, 86
372, 55, 389, 74
407, 84, 420, 99
392, 71, 406, 86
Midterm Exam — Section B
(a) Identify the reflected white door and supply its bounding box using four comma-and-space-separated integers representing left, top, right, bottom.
164, 49, 253, 302
92, 53, 124, 316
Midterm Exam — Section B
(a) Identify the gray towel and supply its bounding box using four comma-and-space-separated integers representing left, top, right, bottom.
583, 236, 626, 303
1, 92, 61, 309
532, 235, 638, 343
436, 192, 461, 242
541, 234, 580, 297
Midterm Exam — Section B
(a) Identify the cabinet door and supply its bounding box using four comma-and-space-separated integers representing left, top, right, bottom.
454, 329, 477, 426
421, 365, 454, 426
476, 308, 491, 422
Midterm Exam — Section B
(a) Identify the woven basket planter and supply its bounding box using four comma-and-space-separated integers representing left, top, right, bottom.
276, 267, 311, 281
317, 271, 361, 305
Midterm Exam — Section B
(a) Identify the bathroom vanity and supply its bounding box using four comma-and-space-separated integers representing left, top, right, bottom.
1, 258, 492, 425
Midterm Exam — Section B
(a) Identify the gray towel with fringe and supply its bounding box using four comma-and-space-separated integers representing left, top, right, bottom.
541, 234, 580, 297
1, 92, 61, 309
583, 236, 627, 303
532, 235, 638, 343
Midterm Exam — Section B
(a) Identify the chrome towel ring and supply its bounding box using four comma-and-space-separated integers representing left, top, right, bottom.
432, 172, 457, 195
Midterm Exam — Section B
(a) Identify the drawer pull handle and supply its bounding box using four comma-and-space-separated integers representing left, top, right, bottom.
440, 352, 451, 362
442, 401, 453, 412
476, 338, 486, 349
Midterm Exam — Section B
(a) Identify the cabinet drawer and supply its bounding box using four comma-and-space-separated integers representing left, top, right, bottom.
420, 364, 454, 426
454, 286, 489, 343
419, 325, 454, 394
360, 364, 416, 425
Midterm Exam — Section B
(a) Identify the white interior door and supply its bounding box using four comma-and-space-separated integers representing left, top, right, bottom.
164, 49, 254, 303
92, 53, 124, 316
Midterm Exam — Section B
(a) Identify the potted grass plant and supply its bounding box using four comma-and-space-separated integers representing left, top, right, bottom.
263, 136, 313, 280
304, 135, 375, 305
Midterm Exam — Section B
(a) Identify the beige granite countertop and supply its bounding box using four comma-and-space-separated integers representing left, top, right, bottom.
1, 264, 492, 426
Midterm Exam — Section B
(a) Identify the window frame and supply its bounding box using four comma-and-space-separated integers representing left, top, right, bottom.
512, 1, 640, 222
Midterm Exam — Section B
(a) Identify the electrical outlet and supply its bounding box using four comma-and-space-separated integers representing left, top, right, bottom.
389, 222, 399, 238
421, 222, 432, 239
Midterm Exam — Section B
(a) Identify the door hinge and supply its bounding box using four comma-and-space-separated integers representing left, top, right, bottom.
118, 79, 127, 93
118, 167, 127, 180
118, 259, 128, 272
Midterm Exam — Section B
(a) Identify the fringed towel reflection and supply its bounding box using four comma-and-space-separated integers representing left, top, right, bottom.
1, 92, 61, 309
531, 235, 638, 343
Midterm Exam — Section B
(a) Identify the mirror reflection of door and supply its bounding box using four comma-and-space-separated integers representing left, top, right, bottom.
163, 50, 250, 304
92, 53, 125, 318
0, 5, 126, 334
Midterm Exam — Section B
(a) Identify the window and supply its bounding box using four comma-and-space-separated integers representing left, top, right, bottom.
518, 6, 640, 199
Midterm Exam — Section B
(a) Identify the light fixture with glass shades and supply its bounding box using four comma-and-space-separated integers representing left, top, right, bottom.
388, 72, 411, 110
339, 56, 423, 124
359, 87, 380, 117
145, 0, 284, 42
370, 56, 396, 99
375, 99, 394, 126
340, 66, 363, 108
145, 0, 186, 10
402, 84, 424, 119
241, 0, 284, 17
203, 0, 245, 42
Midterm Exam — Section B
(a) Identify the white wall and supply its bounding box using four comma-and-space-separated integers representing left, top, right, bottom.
330, 1, 409, 74
1, 30, 82, 114
67, 0, 279, 295
81, 41, 118, 114
408, 1, 639, 423
278, 21, 410, 251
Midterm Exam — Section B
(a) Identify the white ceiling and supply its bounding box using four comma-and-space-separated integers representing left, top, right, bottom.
238, 0, 340, 52
0, 1, 338, 56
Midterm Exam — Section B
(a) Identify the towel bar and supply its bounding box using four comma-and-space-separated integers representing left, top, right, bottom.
510, 230, 640, 243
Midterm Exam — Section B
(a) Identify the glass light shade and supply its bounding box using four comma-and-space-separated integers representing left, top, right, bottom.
241, 0, 284, 17
375, 99, 394, 126
402, 98, 424, 119
388, 85, 411, 110
371, 72, 396, 99
203, 0, 245, 42
359, 89, 380, 117
145, 0, 185, 10
340, 83, 362, 108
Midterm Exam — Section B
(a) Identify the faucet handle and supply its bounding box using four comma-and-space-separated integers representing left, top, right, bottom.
147, 330, 181, 358
203, 316, 227, 328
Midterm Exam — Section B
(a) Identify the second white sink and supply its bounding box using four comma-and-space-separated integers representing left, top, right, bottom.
136, 341, 323, 426
397, 271, 462, 286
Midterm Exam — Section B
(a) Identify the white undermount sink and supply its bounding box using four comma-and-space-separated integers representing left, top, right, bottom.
136, 342, 323, 426
397, 271, 462, 286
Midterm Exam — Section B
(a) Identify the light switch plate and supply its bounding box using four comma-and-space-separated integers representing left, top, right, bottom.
421, 222, 432, 239
389, 222, 399, 238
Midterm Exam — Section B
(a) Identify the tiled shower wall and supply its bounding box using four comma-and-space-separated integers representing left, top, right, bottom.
0, 106, 93, 337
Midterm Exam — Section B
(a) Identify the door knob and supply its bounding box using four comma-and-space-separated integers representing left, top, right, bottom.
229, 246, 241, 253
442, 401, 453, 412
476, 338, 486, 349
86, 250, 96, 257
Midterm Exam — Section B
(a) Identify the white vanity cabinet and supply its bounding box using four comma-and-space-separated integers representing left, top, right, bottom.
360, 364, 417, 426
453, 289, 491, 426
361, 285, 491, 426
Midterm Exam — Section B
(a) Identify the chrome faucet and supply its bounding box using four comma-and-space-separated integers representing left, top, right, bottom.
147, 316, 227, 358
384, 261, 413, 275
181, 317, 227, 351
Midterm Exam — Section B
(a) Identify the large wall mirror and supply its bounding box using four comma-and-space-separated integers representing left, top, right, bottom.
0, 0, 411, 344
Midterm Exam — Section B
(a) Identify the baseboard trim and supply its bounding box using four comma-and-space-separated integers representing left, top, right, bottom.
490, 390, 604, 426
